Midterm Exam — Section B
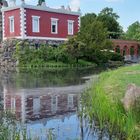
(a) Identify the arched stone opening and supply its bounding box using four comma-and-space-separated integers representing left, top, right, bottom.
130, 46, 136, 60
112, 39, 140, 62
123, 46, 127, 56
130, 46, 135, 56
115, 45, 121, 54
138, 46, 140, 56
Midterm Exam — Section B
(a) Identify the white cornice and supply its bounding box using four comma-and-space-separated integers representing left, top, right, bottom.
3, 36, 68, 41
1, 4, 81, 16
24, 36, 68, 41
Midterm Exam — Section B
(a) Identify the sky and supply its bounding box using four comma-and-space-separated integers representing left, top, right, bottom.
14, 0, 140, 31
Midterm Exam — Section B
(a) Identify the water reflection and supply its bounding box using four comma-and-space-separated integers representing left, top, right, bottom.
0, 67, 108, 140
3, 85, 80, 123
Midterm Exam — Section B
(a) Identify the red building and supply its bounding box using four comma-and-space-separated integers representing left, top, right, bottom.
3, 85, 81, 123
1, 1, 80, 43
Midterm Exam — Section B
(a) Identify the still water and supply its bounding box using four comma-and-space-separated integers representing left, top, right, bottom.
0, 67, 109, 140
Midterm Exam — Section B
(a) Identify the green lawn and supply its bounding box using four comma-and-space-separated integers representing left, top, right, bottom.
100, 64, 140, 99
83, 64, 140, 140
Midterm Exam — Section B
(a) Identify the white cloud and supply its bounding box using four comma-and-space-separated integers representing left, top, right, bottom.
69, 0, 80, 11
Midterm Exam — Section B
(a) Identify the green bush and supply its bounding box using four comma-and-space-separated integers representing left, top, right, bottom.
14, 42, 94, 67
110, 52, 124, 61
14, 39, 122, 68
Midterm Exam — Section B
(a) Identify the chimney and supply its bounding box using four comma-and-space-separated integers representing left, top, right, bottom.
61, 5, 65, 10
41, 2, 46, 7
78, 8, 81, 12
66, 5, 71, 11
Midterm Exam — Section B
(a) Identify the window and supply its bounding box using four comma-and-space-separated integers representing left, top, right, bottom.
33, 98, 40, 114
68, 20, 74, 35
9, 16, 14, 33
51, 95, 57, 113
11, 98, 16, 111
32, 16, 40, 33
67, 94, 74, 109
51, 18, 58, 34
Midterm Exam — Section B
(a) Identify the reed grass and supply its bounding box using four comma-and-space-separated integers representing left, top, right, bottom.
0, 111, 56, 140
82, 64, 140, 140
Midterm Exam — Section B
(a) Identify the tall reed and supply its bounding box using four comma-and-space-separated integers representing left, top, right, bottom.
81, 65, 140, 140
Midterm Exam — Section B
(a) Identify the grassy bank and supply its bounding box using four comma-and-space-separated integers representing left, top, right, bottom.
18, 59, 96, 68
82, 64, 140, 140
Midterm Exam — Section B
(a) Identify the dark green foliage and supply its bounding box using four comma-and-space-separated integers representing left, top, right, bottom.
109, 52, 124, 61
66, 36, 85, 63
78, 20, 114, 64
125, 21, 140, 41
80, 13, 97, 31
97, 7, 123, 39
76, 7, 124, 64
15, 43, 69, 67
14, 41, 95, 68
81, 7, 123, 39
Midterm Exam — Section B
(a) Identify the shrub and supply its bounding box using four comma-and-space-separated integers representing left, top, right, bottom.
110, 52, 124, 61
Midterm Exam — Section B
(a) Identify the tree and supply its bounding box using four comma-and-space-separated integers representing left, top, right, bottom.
98, 7, 119, 20
97, 7, 123, 39
78, 20, 113, 63
80, 13, 97, 31
125, 21, 140, 41
66, 35, 85, 63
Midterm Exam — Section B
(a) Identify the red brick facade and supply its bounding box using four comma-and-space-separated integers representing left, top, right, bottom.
4, 9, 21, 38
112, 39, 140, 60
25, 9, 79, 38
2, 4, 80, 41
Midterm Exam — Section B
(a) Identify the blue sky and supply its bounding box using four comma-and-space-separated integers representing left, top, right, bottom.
16, 0, 140, 31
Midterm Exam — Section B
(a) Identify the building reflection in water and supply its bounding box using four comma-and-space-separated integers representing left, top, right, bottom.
3, 85, 80, 124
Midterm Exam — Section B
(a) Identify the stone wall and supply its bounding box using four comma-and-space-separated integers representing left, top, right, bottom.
0, 39, 65, 69
0, 39, 17, 68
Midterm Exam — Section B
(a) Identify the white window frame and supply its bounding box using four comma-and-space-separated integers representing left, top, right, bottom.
9, 16, 14, 33
68, 20, 74, 35
51, 95, 58, 113
32, 16, 40, 33
33, 97, 40, 114
67, 94, 74, 109
51, 18, 58, 34
11, 98, 16, 111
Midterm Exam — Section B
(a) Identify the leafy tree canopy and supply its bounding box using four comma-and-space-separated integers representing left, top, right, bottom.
80, 13, 97, 31
97, 7, 123, 39
125, 21, 140, 41
78, 20, 113, 63
98, 7, 119, 20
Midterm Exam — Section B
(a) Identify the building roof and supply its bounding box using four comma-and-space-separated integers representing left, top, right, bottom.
1, 3, 81, 16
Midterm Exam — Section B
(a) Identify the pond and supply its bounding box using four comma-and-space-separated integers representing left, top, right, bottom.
0, 67, 109, 140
